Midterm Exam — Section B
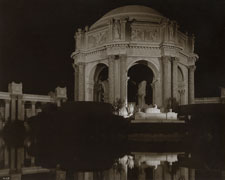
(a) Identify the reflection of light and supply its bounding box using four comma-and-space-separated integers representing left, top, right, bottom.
118, 155, 134, 169
133, 152, 183, 169
24, 137, 31, 148
145, 160, 160, 169
3, 177, 10, 180
0, 137, 5, 146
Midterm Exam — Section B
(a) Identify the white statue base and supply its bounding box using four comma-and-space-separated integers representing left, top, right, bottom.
132, 106, 184, 123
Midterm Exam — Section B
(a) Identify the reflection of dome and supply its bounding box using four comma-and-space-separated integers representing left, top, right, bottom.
90, 5, 163, 30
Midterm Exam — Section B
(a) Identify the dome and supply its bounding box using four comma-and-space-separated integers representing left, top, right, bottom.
90, 5, 163, 30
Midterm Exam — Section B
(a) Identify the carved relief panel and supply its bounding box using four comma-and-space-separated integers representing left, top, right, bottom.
131, 25, 160, 42
87, 29, 109, 49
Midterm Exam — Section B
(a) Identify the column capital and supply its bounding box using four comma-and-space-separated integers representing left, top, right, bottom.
4, 99, 10, 104
31, 101, 36, 105
119, 54, 127, 60
77, 62, 85, 66
151, 78, 159, 88
108, 55, 115, 61
161, 56, 171, 63
72, 63, 78, 70
10, 94, 17, 99
172, 57, 179, 63
178, 89, 185, 95
17, 94, 23, 99
188, 65, 196, 71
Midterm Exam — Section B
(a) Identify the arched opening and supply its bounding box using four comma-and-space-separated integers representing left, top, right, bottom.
127, 61, 154, 108
93, 64, 109, 102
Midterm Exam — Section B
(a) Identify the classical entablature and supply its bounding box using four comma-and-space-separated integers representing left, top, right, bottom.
71, 5, 198, 110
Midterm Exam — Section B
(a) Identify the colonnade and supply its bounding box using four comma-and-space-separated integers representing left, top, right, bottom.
162, 56, 196, 109
74, 54, 196, 111
0, 82, 67, 179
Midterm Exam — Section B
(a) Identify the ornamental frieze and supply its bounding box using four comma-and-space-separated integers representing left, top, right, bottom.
131, 27, 160, 42
87, 30, 109, 48
85, 49, 107, 62
127, 46, 160, 57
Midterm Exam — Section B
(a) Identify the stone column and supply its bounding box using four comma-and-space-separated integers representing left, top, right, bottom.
189, 169, 195, 180
17, 95, 23, 120
31, 101, 36, 116
17, 148, 24, 170
78, 63, 85, 101
31, 101, 36, 166
178, 89, 185, 105
114, 167, 121, 180
151, 80, 157, 105
180, 167, 189, 180
4, 99, 10, 121
120, 55, 127, 103
30, 157, 35, 166
17, 100, 25, 170
105, 168, 114, 180
74, 64, 79, 101
56, 170, 66, 180
10, 96, 17, 171
154, 165, 163, 180
56, 99, 61, 107
162, 56, 171, 111
120, 164, 127, 180
4, 147, 9, 168
108, 55, 115, 104
84, 172, 93, 180
10, 95, 17, 121
138, 165, 146, 180
188, 65, 196, 104
114, 57, 120, 100
21, 101, 25, 121
163, 163, 172, 180
172, 57, 178, 100
10, 148, 16, 171
120, 19, 126, 41
78, 172, 84, 180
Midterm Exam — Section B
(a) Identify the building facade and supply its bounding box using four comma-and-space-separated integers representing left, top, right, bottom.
71, 5, 198, 111
0, 82, 67, 178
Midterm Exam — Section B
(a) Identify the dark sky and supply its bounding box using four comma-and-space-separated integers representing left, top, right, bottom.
0, 0, 225, 100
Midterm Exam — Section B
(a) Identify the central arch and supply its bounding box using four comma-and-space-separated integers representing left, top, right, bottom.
127, 60, 154, 108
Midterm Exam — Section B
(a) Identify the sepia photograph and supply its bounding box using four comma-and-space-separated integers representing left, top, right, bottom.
0, 0, 225, 179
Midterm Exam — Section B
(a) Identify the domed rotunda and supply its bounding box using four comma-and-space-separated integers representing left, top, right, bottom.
71, 5, 198, 111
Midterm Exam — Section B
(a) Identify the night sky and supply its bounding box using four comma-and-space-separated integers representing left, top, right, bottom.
0, 0, 225, 100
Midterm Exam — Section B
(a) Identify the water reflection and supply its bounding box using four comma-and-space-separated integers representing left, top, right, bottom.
1, 102, 225, 179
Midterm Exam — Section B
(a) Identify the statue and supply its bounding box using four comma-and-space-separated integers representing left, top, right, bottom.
75, 29, 82, 49
137, 81, 147, 109
113, 19, 121, 40
95, 80, 104, 102
101, 80, 109, 102
169, 22, 174, 40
